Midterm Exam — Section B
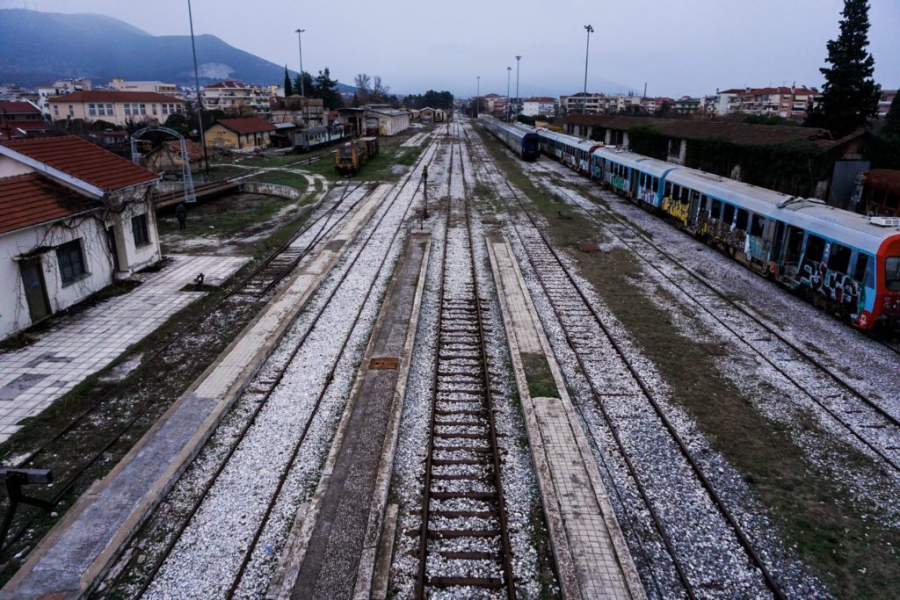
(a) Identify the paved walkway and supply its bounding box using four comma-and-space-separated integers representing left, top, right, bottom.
487, 237, 645, 600
0, 254, 247, 443
1, 192, 386, 600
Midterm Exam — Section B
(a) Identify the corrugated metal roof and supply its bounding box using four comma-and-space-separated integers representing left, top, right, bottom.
213, 118, 277, 134
0, 173, 100, 236
564, 115, 828, 146
2, 136, 159, 192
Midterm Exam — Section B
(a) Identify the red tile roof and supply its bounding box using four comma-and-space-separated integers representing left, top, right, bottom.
0, 101, 42, 115
213, 118, 277, 134
48, 91, 183, 104
0, 173, 100, 236
164, 139, 206, 161
563, 115, 828, 146
1, 136, 158, 192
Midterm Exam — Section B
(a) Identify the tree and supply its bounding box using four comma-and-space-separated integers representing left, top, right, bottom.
884, 90, 900, 138
805, 0, 881, 137
314, 68, 344, 109
293, 72, 314, 98
284, 66, 294, 97
372, 76, 390, 103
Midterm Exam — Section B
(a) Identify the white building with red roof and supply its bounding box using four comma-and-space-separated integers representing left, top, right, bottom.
47, 91, 185, 126
201, 80, 268, 114
0, 136, 161, 339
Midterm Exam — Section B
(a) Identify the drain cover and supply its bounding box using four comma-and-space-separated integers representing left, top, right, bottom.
370, 357, 400, 370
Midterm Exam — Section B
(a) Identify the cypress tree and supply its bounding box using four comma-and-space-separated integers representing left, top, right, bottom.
806, 0, 881, 137
283, 66, 293, 96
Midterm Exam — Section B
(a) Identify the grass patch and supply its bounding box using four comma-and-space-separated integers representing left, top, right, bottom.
521, 353, 559, 399
478, 125, 900, 598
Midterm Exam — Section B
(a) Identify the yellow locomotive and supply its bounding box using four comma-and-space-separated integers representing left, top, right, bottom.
334, 136, 379, 174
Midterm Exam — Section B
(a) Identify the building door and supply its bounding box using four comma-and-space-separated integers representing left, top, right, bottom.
20, 258, 51, 323
106, 226, 121, 272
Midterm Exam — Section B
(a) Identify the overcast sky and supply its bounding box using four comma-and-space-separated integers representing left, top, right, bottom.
3, 0, 898, 98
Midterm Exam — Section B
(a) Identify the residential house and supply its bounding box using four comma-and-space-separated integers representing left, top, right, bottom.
107, 79, 180, 98
204, 117, 276, 150
878, 90, 897, 119
202, 80, 268, 115
47, 91, 185, 126
673, 96, 703, 115
269, 95, 325, 127
521, 97, 558, 117
365, 106, 410, 136
709, 86, 821, 119
0, 101, 52, 141
559, 92, 606, 115
0, 136, 162, 340
36, 78, 92, 118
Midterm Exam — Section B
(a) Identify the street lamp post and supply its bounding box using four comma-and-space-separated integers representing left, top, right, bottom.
515, 55, 521, 116
476, 75, 480, 118
295, 29, 305, 97
187, 0, 209, 178
583, 24, 594, 114
506, 67, 512, 122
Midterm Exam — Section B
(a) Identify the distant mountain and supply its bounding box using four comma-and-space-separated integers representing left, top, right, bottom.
0, 9, 354, 92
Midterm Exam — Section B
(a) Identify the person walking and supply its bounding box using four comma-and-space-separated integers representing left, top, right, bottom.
175, 203, 187, 230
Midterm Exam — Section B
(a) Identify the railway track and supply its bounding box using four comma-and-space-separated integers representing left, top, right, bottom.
415, 123, 515, 598
100, 140, 438, 599
467, 123, 788, 598
0, 182, 363, 557
525, 159, 900, 476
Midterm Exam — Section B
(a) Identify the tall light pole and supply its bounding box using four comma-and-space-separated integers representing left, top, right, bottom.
295, 29, 305, 97
476, 75, 480, 118
506, 67, 512, 122
583, 24, 594, 114
515, 55, 521, 116
187, 0, 209, 178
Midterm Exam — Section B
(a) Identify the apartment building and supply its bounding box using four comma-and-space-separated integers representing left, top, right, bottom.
35, 78, 92, 118
521, 97, 558, 117
108, 79, 180, 97
201, 80, 268, 114
560, 92, 605, 114
47, 91, 184, 126
708, 86, 821, 119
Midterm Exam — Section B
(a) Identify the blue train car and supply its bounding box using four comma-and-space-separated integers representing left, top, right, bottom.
481, 117, 540, 160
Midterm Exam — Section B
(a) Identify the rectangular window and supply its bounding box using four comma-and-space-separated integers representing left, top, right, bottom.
827, 243, 852, 273
885, 257, 900, 291
750, 214, 765, 237
132, 214, 150, 247
711, 199, 723, 218
152, 104, 157, 116
88, 103, 96, 116
735, 209, 749, 231
56, 239, 87, 285
97, 104, 105, 116
106, 104, 114, 115
723, 203, 736, 224
140, 104, 146, 115
68, 105, 74, 116
53, 105, 59, 117
124, 105, 131, 116
162, 104, 169, 115
804, 235, 826, 262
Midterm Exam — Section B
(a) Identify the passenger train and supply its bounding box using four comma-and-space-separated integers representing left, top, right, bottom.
480, 117, 540, 161
291, 125, 350, 153
481, 121, 900, 330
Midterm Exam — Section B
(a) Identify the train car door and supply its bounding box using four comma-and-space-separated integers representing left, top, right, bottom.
781, 226, 805, 282
20, 257, 51, 324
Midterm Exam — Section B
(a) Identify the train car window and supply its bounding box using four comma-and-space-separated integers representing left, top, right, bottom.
854, 254, 872, 286
665, 182, 673, 197
885, 257, 900, 291
698, 194, 708, 210
652, 177, 659, 190
750, 214, 765, 237
804, 235, 826, 262
827, 243, 852, 273
686, 188, 696, 204
711, 199, 722, 218
785, 227, 804, 262
735, 209, 749, 231
723, 203, 736, 224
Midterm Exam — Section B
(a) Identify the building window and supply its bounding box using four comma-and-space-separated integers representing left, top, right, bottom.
152, 104, 157, 116
140, 104, 146, 115
97, 104, 105, 116
56, 239, 87, 285
132, 214, 150, 247
162, 104, 169, 115
124, 104, 131, 116
106, 103, 114, 115
88, 103, 96, 116
68, 105, 74, 116
53, 105, 59, 117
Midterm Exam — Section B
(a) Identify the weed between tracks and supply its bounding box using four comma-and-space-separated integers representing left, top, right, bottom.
475, 125, 900, 598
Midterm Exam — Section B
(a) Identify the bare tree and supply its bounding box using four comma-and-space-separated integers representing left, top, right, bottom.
354, 73, 371, 104
372, 76, 390, 103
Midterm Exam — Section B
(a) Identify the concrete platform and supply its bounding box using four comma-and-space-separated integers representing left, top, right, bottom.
486, 236, 645, 600
267, 232, 431, 600
0, 254, 248, 443
0, 189, 388, 600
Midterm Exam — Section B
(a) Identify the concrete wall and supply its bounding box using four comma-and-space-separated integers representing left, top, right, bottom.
240, 181, 303, 200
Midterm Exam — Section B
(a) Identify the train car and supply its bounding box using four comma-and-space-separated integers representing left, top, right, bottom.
532, 124, 900, 329
293, 125, 349, 152
480, 117, 540, 160
536, 129, 603, 176
334, 136, 379, 175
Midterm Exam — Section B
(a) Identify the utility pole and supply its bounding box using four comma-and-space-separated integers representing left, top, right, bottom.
515, 55, 521, 116
295, 28, 307, 126
506, 67, 512, 122
583, 24, 594, 114
476, 75, 480, 118
188, 0, 209, 179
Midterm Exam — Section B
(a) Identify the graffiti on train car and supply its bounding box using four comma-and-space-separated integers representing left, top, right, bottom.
638, 187, 656, 206
661, 195, 690, 226
800, 261, 865, 316
607, 173, 628, 193
704, 218, 748, 251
